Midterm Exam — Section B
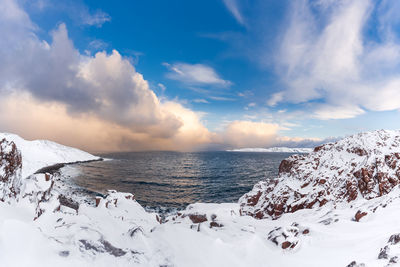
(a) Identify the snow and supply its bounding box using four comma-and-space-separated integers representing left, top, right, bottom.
227, 147, 313, 153
1, 130, 400, 266
0, 133, 100, 178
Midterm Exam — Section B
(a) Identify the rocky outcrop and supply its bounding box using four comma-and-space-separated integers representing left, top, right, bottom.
239, 130, 400, 219
0, 138, 22, 201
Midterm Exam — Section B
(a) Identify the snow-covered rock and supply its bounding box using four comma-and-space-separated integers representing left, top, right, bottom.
0, 138, 22, 201
227, 147, 312, 153
239, 129, 400, 219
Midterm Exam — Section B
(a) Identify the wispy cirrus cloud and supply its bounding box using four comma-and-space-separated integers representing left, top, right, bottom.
222, 0, 245, 26
193, 99, 210, 104
270, 0, 400, 119
163, 62, 232, 87
24, 0, 111, 27
80, 9, 110, 27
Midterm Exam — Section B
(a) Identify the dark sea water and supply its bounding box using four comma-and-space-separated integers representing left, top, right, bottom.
70, 151, 293, 212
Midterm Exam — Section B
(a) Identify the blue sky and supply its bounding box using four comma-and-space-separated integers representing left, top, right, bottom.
1, 0, 400, 151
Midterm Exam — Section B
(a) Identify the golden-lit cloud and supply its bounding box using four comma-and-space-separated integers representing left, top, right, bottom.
0, 93, 212, 152
217, 120, 325, 149
220, 121, 281, 148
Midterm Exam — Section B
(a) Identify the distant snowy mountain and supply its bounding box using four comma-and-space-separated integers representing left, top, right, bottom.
227, 147, 313, 153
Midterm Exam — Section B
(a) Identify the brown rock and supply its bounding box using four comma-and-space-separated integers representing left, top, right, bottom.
319, 199, 328, 207
95, 197, 101, 207
281, 241, 292, 249
246, 191, 262, 206
255, 211, 264, 219
188, 214, 207, 223
301, 182, 310, 188
313, 145, 324, 152
354, 210, 367, 222
279, 159, 294, 174
209, 221, 223, 228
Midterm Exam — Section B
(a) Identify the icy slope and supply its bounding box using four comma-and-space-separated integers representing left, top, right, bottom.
227, 147, 312, 153
0, 133, 100, 178
240, 129, 400, 219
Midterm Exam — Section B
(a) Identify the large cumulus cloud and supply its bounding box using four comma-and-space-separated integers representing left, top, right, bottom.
0, 0, 213, 151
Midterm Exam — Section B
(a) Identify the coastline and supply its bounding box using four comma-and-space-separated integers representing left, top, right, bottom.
34, 158, 104, 174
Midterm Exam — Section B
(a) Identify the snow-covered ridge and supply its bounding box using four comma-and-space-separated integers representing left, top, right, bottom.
227, 147, 312, 153
0, 133, 100, 178
240, 129, 400, 219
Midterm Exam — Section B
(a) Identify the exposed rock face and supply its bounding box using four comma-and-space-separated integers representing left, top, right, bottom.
239, 130, 400, 219
0, 138, 22, 201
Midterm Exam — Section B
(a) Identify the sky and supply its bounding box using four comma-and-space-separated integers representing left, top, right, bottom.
1, 0, 400, 152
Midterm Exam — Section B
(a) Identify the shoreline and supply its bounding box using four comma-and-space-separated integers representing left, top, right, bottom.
34, 158, 104, 175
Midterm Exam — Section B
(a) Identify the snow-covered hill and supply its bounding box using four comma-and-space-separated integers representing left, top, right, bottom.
239, 130, 400, 220
0, 133, 100, 178
227, 147, 312, 153
3, 130, 400, 266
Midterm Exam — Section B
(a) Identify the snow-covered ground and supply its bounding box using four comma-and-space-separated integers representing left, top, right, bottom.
227, 147, 313, 153
1, 131, 400, 266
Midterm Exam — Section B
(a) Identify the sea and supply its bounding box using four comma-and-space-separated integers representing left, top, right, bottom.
66, 151, 294, 213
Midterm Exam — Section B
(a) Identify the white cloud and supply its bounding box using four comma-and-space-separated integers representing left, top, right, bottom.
209, 96, 235, 101
158, 83, 166, 92
220, 120, 281, 148
164, 62, 232, 87
81, 9, 110, 27
273, 0, 400, 119
217, 120, 327, 149
267, 92, 283, 107
312, 105, 365, 120
222, 0, 245, 26
193, 99, 210, 104
87, 39, 108, 51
